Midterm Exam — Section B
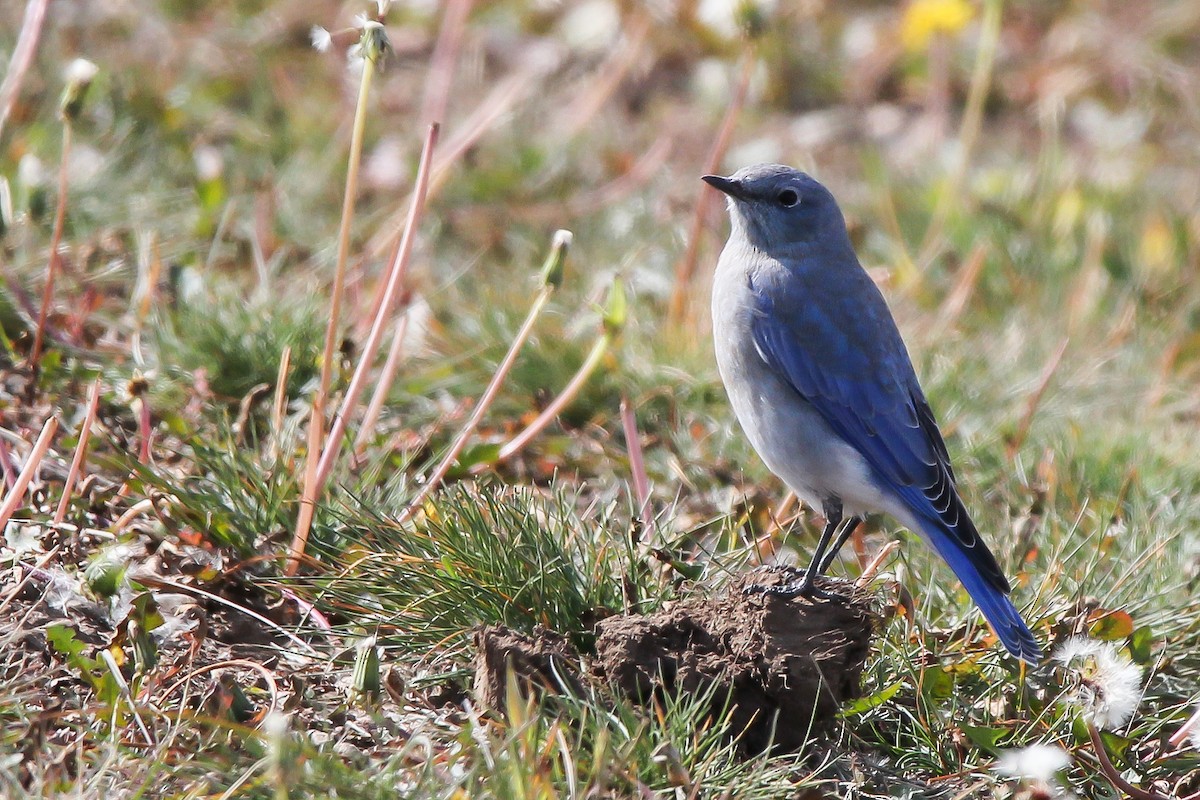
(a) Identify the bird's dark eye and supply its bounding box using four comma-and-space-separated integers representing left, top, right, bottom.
777, 189, 799, 207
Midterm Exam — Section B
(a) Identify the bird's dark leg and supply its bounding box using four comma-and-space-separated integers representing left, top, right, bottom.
751, 500, 845, 600
793, 500, 842, 597
817, 516, 862, 574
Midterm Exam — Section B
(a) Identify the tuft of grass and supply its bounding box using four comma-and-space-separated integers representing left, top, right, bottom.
154, 283, 323, 404
304, 481, 661, 659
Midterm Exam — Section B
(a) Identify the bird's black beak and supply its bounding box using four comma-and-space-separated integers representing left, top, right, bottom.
702, 174, 747, 200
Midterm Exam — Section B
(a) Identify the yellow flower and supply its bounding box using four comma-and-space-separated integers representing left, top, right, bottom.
1138, 215, 1176, 278
900, 0, 974, 51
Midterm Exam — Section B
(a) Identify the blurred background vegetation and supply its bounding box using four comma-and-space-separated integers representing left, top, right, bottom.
3, 0, 1200, 797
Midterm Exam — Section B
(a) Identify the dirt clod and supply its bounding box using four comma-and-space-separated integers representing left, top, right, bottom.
473, 625, 582, 713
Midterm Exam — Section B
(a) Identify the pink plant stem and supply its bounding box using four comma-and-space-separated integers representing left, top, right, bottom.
0, 416, 59, 530
482, 334, 610, 470
1169, 705, 1200, 748
397, 282, 555, 525
620, 397, 655, 541
314, 124, 439, 491
30, 122, 72, 369
136, 395, 152, 464
420, 0, 473, 128
1086, 721, 1170, 800
53, 378, 100, 524
0, 0, 49, 140
352, 312, 409, 459
0, 434, 16, 491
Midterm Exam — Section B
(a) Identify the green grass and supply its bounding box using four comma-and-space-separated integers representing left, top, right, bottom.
3, 1, 1200, 798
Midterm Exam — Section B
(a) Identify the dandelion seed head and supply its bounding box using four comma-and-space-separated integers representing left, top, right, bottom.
346, 47, 366, 76
64, 58, 99, 86
1054, 636, 1143, 730
192, 145, 223, 183
994, 744, 1071, 783
263, 710, 288, 736
18, 154, 47, 188
310, 25, 333, 52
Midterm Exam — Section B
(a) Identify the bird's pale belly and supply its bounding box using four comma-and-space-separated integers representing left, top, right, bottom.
712, 283, 891, 517
726, 359, 891, 518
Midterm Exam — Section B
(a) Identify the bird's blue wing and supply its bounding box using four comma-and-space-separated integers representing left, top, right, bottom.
748, 269, 1041, 662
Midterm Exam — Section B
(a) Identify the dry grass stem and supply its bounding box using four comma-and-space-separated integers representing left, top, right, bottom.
98, 648, 155, 745
917, 0, 1003, 265
368, 71, 538, 258
620, 397, 654, 541
420, 0, 473, 128
1007, 337, 1069, 458
668, 48, 756, 328
556, 11, 651, 140
269, 346, 291, 465
856, 540, 901, 587
934, 243, 988, 331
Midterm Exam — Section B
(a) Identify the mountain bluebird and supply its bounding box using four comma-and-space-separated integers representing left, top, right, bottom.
704, 163, 1040, 663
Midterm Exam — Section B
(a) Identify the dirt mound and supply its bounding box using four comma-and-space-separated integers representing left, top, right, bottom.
474, 566, 879, 754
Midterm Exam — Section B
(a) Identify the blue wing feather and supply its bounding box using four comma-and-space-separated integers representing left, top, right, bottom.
748, 267, 1041, 662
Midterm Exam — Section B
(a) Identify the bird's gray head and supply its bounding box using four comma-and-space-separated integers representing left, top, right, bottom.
702, 164, 850, 254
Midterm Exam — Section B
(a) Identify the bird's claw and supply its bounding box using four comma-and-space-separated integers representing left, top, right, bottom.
743, 572, 840, 601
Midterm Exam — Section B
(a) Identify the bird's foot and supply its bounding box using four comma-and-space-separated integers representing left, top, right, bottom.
743, 572, 840, 601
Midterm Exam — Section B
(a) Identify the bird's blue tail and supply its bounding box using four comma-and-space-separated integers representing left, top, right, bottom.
920, 520, 1042, 664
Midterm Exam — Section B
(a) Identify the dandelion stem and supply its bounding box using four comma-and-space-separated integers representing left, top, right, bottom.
1086, 721, 1171, 800
397, 230, 571, 524
290, 43, 380, 575
53, 377, 99, 524
314, 124, 439, 491
486, 333, 611, 469
0, 416, 58, 531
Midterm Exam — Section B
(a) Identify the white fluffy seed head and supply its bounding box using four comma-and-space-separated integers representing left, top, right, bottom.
1054, 636, 1144, 730
310, 25, 333, 52
994, 744, 1071, 783
64, 58, 99, 86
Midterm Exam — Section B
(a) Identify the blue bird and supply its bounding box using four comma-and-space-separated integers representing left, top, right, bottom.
704, 163, 1040, 663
